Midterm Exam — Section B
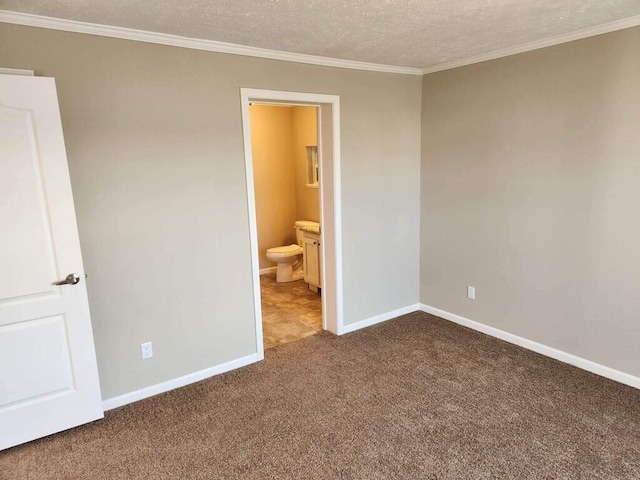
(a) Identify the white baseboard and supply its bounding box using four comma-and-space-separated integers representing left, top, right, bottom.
339, 303, 421, 335
0, 67, 34, 76
420, 303, 640, 390
101, 305, 638, 412
102, 353, 260, 411
259, 266, 277, 275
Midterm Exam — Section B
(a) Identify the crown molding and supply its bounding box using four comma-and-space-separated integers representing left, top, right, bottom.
0, 10, 423, 76
422, 14, 640, 74
3, 9, 638, 78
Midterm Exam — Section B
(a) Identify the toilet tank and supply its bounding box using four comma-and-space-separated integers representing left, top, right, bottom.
294, 220, 320, 246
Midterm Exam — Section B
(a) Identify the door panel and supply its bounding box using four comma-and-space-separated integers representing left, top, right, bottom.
0, 74, 103, 450
1, 315, 73, 407
0, 106, 57, 300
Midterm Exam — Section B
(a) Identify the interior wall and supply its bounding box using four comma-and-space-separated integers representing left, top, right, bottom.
250, 105, 297, 269
292, 106, 320, 223
0, 24, 422, 400
421, 27, 640, 377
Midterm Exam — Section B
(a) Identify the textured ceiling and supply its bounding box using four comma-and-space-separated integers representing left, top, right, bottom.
2, 0, 640, 68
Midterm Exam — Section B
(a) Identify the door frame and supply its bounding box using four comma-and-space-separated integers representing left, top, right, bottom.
240, 88, 344, 359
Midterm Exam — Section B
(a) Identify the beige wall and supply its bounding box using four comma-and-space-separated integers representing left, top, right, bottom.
292, 106, 320, 223
421, 27, 640, 377
250, 105, 297, 269
0, 24, 422, 399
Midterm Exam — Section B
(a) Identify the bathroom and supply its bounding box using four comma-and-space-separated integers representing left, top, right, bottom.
249, 103, 322, 349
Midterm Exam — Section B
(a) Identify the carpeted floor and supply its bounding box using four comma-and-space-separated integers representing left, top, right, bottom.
2, 312, 639, 479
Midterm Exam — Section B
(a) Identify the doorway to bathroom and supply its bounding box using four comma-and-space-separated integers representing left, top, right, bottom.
240, 89, 343, 360
252, 103, 322, 348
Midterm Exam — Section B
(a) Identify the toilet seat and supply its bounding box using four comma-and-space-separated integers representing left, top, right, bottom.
267, 244, 303, 258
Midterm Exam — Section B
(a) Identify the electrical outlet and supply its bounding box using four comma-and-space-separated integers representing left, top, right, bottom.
467, 286, 476, 300
140, 341, 153, 359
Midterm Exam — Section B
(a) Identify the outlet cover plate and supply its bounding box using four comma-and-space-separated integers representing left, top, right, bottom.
141, 341, 153, 359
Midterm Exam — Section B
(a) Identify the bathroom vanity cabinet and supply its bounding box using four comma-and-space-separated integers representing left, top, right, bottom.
302, 231, 322, 292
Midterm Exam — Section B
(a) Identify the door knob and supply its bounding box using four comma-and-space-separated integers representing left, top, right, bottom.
54, 273, 81, 286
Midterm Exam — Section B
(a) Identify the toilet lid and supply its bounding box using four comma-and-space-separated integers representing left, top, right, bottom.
295, 220, 320, 228
268, 244, 303, 254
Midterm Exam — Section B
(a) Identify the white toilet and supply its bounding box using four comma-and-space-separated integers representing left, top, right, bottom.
267, 220, 319, 283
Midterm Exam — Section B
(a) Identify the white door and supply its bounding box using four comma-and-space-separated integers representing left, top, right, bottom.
0, 74, 103, 450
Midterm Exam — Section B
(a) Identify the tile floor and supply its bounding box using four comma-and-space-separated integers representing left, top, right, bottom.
260, 273, 322, 349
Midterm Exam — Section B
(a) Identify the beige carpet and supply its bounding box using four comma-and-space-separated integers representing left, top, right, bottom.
2, 312, 639, 479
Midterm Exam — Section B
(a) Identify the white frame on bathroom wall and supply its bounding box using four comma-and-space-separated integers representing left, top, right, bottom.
240, 88, 344, 360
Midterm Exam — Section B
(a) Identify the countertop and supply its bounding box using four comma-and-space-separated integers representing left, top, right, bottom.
300, 226, 320, 235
